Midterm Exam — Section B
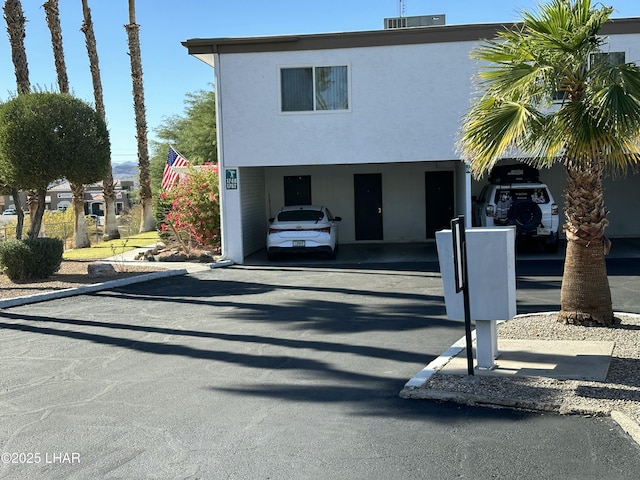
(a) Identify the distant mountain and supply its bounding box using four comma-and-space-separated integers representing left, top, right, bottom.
112, 162, 139, 183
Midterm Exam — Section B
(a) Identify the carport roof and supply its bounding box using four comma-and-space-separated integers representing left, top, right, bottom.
182, 17, 640, 68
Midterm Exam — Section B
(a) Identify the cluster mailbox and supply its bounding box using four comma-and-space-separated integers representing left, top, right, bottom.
436, 227, 516, 369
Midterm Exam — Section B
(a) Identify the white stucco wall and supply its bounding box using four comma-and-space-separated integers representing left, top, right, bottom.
210, 27, 640, 262
216, 41, 479, 168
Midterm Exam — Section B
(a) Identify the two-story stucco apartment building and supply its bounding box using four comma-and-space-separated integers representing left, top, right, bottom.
183, 17, 640, 264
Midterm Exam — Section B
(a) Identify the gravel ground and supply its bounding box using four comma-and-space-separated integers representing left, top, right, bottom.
405, 312, 640, 432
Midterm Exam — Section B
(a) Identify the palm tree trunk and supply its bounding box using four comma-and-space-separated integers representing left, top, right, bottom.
126, 0, 155, 232
558, 161, 614, 326
82, 0, 119, 240
71, 182, 90, 248
4, 0, 29, 240
101, 170, 120, 240
44, 0, 92, 248
4, 0, 29, 95
43, 0, 67, 91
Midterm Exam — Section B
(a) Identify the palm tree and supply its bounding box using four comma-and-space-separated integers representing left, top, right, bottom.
81, 0, 119, 240
125, 0, 154, 232
3, 0, 28, 94
458, 0, 640, 327
43, 0, 91, 248
3, 0, 28, 238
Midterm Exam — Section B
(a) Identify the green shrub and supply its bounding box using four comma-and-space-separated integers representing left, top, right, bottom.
0, 240, 30, 281
153, 195, 172, 242
0, 237, 64, 281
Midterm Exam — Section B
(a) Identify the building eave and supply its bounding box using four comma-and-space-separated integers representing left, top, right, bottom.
182, 16, 640, 66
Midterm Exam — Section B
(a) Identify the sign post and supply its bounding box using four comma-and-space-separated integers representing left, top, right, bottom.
451, 215, 474, 376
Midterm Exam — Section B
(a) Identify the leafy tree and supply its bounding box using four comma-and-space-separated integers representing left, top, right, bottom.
0, 92, 110, 239
458, 0, 640, 326
150, 89, 217, 195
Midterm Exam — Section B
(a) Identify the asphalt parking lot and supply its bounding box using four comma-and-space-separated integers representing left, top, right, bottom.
1, 246, 639, 479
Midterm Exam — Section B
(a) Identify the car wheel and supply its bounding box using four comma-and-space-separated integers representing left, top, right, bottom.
508, 200, 542, 234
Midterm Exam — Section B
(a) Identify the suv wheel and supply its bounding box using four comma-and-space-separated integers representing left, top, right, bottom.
508, 200, 542, 234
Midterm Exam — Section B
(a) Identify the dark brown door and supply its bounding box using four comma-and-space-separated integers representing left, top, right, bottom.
354, 173, 383, 240
425, 171, 454, 239
284, 175, 311, 206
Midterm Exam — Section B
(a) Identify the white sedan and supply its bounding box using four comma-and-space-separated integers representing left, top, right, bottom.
267, 205, 342, 260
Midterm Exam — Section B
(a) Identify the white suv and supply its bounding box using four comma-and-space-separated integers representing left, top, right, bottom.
473, 164, 560, 252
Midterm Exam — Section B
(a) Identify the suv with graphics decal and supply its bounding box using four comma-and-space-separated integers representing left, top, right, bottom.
473, 164, 560, 252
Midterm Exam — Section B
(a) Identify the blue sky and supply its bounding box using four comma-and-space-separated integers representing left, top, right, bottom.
1, 0, 639, 165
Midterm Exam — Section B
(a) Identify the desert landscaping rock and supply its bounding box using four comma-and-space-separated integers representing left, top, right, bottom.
87, 263, 117, 278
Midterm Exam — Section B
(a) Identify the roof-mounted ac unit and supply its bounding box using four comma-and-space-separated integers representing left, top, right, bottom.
384, 14, 446, 29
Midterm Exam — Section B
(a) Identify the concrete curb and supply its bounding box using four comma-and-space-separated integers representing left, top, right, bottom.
400, 314, 640, 447
611, 411, 640, 446
0, 269, 188, 309
402, 332, 474, 388
400, 380, 637, 445
209, 260, 235, 269
399, 386, 565, 414
99, 259, 235, 273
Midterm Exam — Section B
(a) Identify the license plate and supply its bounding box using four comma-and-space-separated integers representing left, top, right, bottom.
293, 240, 305, 247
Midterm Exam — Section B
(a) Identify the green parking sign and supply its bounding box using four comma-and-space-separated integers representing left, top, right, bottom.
225, 169, 238, 190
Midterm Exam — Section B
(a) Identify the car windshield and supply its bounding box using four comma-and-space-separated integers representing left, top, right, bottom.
277, 209, 324, 222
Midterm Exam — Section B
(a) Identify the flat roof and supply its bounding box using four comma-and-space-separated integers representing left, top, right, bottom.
183, 17, 640, 67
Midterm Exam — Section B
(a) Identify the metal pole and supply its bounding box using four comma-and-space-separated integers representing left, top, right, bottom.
451, 215, 474, 376
461, 229, 474, 376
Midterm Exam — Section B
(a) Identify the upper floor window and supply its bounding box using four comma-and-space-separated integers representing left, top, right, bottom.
280, 66, 349, 112
590, 51, 626, 67
554, 52, 627, 101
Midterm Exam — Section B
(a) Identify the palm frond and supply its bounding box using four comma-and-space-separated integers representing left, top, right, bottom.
459, 96, 540, 176
458, 0, 638, 179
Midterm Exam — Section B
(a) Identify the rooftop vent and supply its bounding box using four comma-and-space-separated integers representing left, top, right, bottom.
384, 14, 445, 29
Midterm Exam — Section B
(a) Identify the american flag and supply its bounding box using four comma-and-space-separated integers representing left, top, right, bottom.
162, 146, 189, 190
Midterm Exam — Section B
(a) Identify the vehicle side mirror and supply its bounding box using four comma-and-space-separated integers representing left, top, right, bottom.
268, 218, 274, 223
334, 216, 342, 222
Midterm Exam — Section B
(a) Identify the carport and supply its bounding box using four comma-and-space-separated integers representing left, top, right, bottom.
219, 161, 468, 264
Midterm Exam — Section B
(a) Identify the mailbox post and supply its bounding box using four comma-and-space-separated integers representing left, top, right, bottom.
450, 216, 474, 376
